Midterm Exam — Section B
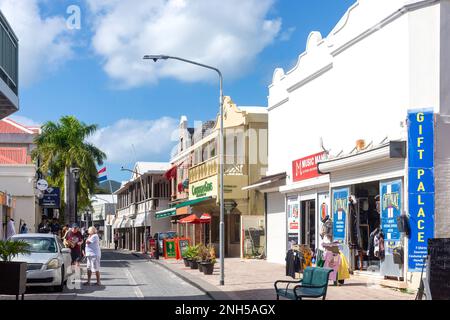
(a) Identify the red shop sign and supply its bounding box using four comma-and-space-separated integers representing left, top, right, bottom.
292, 152, 326, 182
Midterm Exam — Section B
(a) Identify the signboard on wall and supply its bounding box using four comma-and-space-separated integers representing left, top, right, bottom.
407, 109, 435, 272
190, 176, 217, 200
287, 197, 299, 246
292, 152, 326, 183
332, 188, 349, 242
39, 187, 61, 209
380, 180, 402, 241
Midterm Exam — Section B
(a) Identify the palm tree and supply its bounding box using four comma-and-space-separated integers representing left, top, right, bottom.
32, 116, 106, 224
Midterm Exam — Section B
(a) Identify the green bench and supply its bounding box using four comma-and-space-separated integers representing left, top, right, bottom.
274, 267, 333, 300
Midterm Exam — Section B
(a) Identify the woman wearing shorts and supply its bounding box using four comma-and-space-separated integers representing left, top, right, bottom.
84, 226, 102, 286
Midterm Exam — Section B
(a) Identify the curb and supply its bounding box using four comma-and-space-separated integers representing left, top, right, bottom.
132, 253, 231, 300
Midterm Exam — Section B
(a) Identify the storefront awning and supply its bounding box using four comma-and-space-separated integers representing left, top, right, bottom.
242, 172, 287, 192
124, 218, 134, 228
113, 217, 123, 229
175, 196, 213, 209
179, 213, 211, 224
164, 166, 177, 180
155, 208, 177, 220
317, 141, 406, 174
134, 214, 145, 227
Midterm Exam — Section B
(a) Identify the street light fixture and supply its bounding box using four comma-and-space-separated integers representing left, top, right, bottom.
121, 166, 149, 254
143, 54, 225, 286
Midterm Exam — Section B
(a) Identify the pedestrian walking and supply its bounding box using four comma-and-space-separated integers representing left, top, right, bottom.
50, 218, 60, 236
84, 226, 102, 286
63, 224, 83, 267
114, 232, 119, 250
6, 217, 16, 240
20, 222, 28, 234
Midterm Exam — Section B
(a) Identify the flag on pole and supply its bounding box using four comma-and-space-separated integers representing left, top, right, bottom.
98, 167, 108, 183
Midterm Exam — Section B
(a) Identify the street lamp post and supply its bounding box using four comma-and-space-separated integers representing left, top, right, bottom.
143, 55, 225, 286
70, 167, 80, 226
121, 167, 148, 254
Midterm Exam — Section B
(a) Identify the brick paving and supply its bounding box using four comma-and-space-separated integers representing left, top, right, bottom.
157, 258, 416, 300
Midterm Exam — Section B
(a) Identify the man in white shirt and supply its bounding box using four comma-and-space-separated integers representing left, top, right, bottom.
84, 226, 102, 286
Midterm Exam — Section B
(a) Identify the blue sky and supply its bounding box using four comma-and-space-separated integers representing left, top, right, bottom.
1, 0, 355, 182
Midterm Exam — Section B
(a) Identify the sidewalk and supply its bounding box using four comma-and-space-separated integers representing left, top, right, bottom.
151, 257, 416, 300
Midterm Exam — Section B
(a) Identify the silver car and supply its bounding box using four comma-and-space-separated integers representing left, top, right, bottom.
11, 233, 73, 292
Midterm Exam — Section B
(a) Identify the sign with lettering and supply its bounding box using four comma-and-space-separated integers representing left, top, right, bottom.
39, 187, 61, 209
178, 238, 190, 259
407, 109, 435, 272
190, 176, 217, 200
164, 239, 177, 259
428, 238, 450, 300
380, 180, 402, 241
332, 188, 349, 242
292, 152, 326, 182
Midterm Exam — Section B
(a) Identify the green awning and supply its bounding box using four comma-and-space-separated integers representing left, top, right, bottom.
155, 208, 176, 220
175, 196, 213, 209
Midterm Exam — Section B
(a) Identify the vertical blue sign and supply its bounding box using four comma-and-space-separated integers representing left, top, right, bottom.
332, 188, 349, 242
380, 180, 402, 242
408, 109, 435, 272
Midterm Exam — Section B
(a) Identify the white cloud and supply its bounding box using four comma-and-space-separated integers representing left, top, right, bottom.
88, 117, 178, 164
0, 0, 75, 86
280, 27, 296, 42
86, 0, 282, 87
9, 115, 41, 127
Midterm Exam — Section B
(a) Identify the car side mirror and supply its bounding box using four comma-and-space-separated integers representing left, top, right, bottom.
61, 248, 71, 254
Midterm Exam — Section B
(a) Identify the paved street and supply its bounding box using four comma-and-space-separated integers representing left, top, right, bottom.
0, 250, 210, 300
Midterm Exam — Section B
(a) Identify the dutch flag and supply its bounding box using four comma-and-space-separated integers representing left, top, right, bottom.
98, 167, 108, 183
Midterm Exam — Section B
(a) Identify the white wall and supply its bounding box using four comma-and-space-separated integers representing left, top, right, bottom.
267, 1, 442, 179
0, 165, 37, 234
266, 192, 286, 264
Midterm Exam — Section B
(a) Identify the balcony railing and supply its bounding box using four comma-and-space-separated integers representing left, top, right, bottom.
189, 156, 246, 183
189, 156, 219, 183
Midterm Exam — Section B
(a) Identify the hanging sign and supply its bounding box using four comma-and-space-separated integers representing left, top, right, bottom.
407, 109, 435, 272
292, 152, 326, 182
332, 188, 349, 242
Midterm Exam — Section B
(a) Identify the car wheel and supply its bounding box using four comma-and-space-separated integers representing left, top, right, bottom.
53, 266, 65, 292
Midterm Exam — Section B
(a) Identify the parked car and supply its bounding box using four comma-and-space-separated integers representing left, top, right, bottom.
10, 234, 73, 292
153, 231, 177, 254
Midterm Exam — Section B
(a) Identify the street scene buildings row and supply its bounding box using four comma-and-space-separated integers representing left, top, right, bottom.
2, 0, 450, 293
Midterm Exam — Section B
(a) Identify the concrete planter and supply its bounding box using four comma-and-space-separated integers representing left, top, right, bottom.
0, 262, 27, 299
183, 258, 190, 267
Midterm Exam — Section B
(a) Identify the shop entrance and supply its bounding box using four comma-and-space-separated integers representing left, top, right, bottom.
351, 181, 381, 273
300, 200, 316, 252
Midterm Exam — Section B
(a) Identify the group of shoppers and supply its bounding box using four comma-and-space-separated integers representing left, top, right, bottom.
62, 223, 102, 286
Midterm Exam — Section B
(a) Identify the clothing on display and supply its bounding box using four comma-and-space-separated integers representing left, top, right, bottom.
348, 197, 359, 249
285, 249, 302, 279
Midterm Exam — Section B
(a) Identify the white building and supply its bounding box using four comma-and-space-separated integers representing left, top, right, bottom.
113, 162, 172, 252
252, 0, 450, 290
87, 194, 117, 247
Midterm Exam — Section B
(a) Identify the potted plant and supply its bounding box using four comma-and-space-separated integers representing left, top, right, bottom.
201, 246, 217, 275
188, 245, 200, 270
0, 240, 31, 299
182, 246, 192, 267
196, 245, 208, 273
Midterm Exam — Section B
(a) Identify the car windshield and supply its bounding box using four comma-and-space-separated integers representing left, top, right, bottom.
160, 232, 177, 239
13, 237, 57, 254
